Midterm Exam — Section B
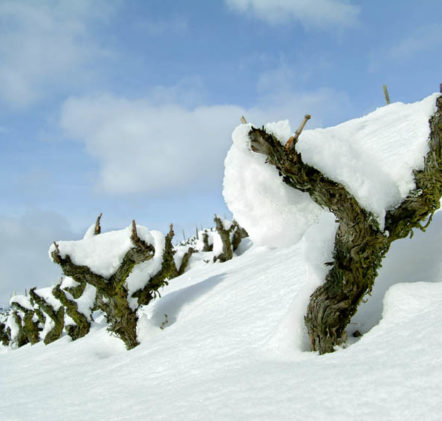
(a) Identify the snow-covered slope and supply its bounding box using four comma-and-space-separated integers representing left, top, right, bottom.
1, 211, 441, 420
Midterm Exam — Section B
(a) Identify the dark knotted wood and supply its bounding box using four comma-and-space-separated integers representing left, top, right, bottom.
248, 96, 442, 354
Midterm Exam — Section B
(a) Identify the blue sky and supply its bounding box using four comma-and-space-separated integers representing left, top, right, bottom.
0, 0, 441, 305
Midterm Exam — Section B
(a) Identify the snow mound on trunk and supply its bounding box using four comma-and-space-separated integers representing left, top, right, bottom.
223, 94, 439, 245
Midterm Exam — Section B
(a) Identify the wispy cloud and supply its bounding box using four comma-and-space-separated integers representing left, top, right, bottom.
369, 24, 442, 71
0, 0, 117, 108
60, 94, 244, 194
388, 24, 442, 60
225, 0, 359, 28
59, 85, 350, 195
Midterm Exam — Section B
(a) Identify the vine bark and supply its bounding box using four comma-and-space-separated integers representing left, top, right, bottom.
248, 95, 442, 354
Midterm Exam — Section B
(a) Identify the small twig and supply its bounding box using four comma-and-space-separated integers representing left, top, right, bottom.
383, 84, 391, 105
50, 241, 61, 263
285, 114, 311, 151
131, 220, 139, 242
167, 223, 175, 242
94, 212, 102, 235
240, 116, 247, 124
160, 314, 168, 330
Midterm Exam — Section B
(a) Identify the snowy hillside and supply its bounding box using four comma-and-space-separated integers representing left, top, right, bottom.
1, 95, 441, 420
1, 212, 441, 420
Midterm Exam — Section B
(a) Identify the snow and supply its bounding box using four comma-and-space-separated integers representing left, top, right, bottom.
1, 94, 441, 419
33, 287, 62, 311
82, 222, 96, 239
5, 312, 21, 347
125, 230, 165, 310
193, 228, 218, 256
10, 294, 33, 311
75, 284, 97, 320
224, 94, 439, 243
211, 230, 224, 256
223, 122, 323, 247
296, 93, 439, 228
60, 276, 80, 290
1, 209, 441, 419
173, 244, 193, 271
64, 314, 75, 326
350, 209, 442, 334
40, 317, 55, 340
49, 224, 155, 279
195, 229, 215, 251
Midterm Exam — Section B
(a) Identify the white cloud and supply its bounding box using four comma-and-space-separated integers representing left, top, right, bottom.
225, 0, 359, 28
59, 88, 350, 195
0, 210, 77, 307
0, 0, 116, 108
60, 94, 244, 194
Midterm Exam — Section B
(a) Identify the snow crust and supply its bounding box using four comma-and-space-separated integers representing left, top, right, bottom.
49, 224, 155, 279
224, 94, 439, 244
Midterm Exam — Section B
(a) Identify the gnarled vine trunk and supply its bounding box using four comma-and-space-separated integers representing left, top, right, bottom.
10, 299, 40, 344
248, 95, 442, 354
52, 283, 91, 341
29, 288, 64, 345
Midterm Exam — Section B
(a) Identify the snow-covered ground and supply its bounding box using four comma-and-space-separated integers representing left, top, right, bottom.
1, 210, 441, 420
1, 95, 441, 420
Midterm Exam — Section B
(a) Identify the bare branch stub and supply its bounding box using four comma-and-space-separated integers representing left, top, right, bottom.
285, 114, 311, 151
383, 84, 391, 104
130, 220, 155, 257
51, 242, 61, 264
160, 314, 168, 330
94, 213, 102, 235
131, 219, 138, 242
